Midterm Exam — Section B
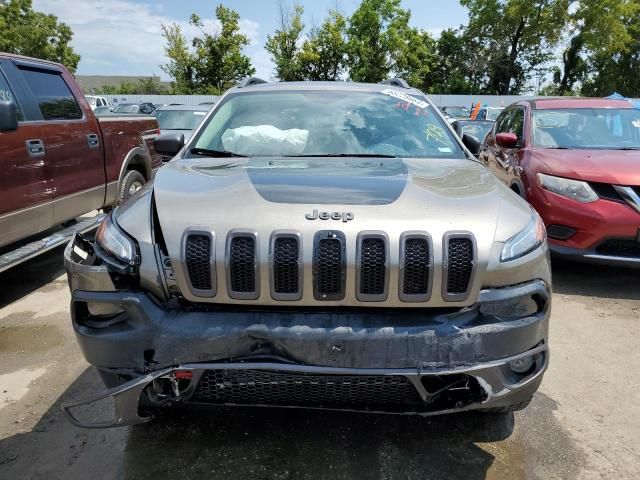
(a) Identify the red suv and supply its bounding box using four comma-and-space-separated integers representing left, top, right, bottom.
480, 98, 640, 268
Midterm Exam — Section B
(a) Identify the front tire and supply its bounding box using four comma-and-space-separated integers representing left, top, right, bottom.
119, 170, 146, 203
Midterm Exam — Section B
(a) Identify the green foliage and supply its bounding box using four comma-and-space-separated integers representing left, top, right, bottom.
265, 3, 305, 81
346, 0, 419, 83
0, 0, 80, 72
162, 4, 255, 94
97, 78, 166, 95
581, 8, 640, 97
461, 0, 570, 94
298, 10, 348, 81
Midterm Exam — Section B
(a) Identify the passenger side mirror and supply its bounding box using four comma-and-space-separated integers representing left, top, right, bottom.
495, 132, 518, 148
154, 133, 185, 158
0, 101, 18, 132
462, 133, 481, 156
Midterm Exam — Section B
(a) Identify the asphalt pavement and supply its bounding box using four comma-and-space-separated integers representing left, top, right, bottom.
0, 247, 638, 479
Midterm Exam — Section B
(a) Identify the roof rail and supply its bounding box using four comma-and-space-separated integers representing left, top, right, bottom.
237, 77, 267, 88
380, 78, 410, 89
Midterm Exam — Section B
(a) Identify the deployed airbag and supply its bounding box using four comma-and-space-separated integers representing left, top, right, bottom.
222, 125, 309, 156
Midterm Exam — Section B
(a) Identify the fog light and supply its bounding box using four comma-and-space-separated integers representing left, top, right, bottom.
509, 356, 535, 374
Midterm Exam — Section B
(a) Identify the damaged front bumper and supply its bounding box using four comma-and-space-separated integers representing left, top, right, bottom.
63, 237, 551, 428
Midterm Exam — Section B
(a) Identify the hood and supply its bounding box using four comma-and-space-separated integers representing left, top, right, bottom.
533, 149, 640, 185
153, 156, 530, 246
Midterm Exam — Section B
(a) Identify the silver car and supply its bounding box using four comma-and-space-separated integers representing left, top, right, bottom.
63, 78, 551, 427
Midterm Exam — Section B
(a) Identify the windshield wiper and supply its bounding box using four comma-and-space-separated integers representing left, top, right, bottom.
284, 153, 398, 158
614, 146, 640, 150
190, 147, 246, 158
544, 146, 572, 150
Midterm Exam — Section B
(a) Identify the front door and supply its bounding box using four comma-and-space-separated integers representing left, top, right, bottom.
15, 64, 106, 224
0, 62, 53, 247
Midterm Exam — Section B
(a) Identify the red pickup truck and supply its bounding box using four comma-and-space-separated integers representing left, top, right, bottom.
0, 53, 161, 271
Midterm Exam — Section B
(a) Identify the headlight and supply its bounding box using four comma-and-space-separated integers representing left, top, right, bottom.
95, 215, 137, 266
501, 213, 546, 262
537, 173, 598, 203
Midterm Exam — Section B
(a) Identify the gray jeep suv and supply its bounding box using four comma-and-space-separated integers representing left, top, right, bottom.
63, 78, 551, 427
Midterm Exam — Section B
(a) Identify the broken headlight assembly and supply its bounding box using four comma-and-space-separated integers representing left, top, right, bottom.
95, 214, 139, 273
501, 212, 546, 262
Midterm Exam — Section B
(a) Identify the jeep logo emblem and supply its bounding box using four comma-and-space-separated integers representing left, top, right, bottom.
305, 209, 354, 223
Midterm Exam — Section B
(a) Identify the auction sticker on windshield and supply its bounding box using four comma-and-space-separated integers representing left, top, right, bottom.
381, 89, 428, 109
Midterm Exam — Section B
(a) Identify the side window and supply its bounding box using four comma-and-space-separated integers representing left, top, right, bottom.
494, 109, 513, 134
18, 67, 82, 120
0, 68, 23, 121
511, 108, 525, 143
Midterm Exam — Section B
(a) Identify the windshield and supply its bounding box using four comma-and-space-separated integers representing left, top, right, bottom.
532, 108, 640, 149
156, 109, 208, 130
113, 104, 139, 113
460, 123, 492, 142
87, 97, 97, 106
191, 90, 465, 159
486, 108, 504, 121
444, 107, 470, 118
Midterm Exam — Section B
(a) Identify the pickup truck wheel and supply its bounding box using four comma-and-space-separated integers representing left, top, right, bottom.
119, 170, 146, 203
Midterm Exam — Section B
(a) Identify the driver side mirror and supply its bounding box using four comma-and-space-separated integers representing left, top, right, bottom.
495, 132, 519, 149
462, 133, 481, 156
154, 133, 185, 158
0, 101, 18, 132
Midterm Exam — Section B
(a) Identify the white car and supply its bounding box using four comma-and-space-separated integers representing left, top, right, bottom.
86, 95, 110, 111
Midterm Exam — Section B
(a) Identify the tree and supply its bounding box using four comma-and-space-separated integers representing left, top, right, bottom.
581, 9, 640, 96
298, 10, 348, 81
0, 0, 80, 72
162, 5, 255, 94
161, 23, 198, 94
346, 0, 419, 83
461, 0, 570, 94
423, 29, 485, 94
265, 2, 305, 81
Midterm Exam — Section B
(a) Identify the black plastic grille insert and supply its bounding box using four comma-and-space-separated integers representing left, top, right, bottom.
359, 238, 386, 295
191, 369, 425, 411
185, 234, 212, 291
596, 239, 640, 258
273, 237, 300, 294
315, 235, 344, 298
229, 236, 256, 292
403, 237, 430, 295
446, 237, 474, 295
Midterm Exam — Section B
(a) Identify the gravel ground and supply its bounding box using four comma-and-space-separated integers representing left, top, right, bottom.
0, 247, 638, 479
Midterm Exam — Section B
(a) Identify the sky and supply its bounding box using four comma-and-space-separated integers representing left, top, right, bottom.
32, 0, 469, 81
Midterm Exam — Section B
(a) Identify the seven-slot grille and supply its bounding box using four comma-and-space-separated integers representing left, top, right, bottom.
185, 234, 213, 292
183, 231, 476, 302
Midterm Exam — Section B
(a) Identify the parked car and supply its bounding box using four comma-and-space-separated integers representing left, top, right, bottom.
112, 102, 156, 115
154, 104, 211, 141
476, 106, 504, 121
479, 97, 640, 268
0, 53, 161, 271
451, 119, 494, 156
86, 95, 110, 111
93, 105, 112, 116
62, 77, 551, 427
440, 106, 470, 120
